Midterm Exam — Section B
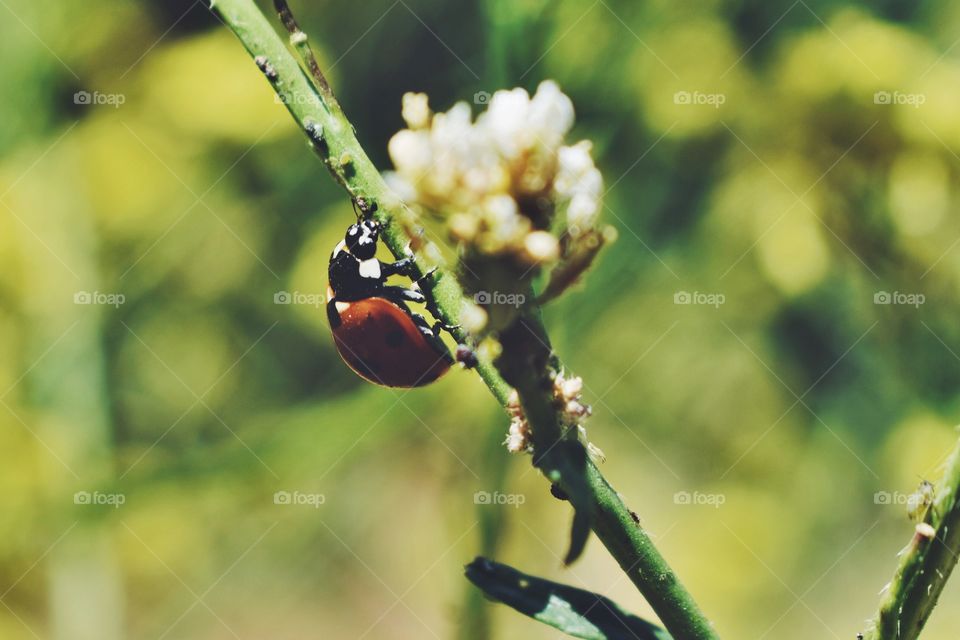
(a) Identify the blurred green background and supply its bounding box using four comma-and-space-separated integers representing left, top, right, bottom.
2, 0, 960, 638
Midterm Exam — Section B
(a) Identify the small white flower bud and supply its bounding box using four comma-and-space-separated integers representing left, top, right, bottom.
566, 400, 591, 418
523, 231, 560, 264
559, 376, 583, 400
449, 213, 480, 242
504, 413, 532, 453
460, 300, 488, 333
401, 92, 432, 129
388, 130, 433, 174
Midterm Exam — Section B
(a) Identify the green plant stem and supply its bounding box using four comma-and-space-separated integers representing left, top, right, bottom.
862, 435, 960, 640
210, 1, 717, 638
497, 313, 718, 640
210, 0, 509, 406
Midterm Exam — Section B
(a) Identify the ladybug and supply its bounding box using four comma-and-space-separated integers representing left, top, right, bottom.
326, 198, 455, 387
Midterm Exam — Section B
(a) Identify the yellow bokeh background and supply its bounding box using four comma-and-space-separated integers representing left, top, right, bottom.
2, 0, 960, 638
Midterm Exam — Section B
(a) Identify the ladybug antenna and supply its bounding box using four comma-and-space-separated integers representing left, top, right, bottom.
352, 196, 378, 221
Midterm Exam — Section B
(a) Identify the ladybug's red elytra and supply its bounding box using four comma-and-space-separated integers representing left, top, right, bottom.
264, 2, 466, 385
326, 199, 455, 387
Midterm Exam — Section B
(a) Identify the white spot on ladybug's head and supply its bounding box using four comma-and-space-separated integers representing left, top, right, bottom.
346, 220, 380, 260
359, 220, 379, 240
344, 224, 362, 251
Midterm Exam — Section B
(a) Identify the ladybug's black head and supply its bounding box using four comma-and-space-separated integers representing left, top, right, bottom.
344, 219, 380, 260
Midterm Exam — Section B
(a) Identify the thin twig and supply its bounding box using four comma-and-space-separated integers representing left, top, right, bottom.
272, 0, 340, 110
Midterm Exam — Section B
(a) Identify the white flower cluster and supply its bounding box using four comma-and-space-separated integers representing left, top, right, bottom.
504, 390, 532, 454
503, 372, 597, 456
553, 372, 605, 463
553, 372, 591, 430
387, 82, 603, 265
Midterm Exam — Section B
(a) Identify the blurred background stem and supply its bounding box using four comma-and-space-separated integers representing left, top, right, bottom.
456, 5, 515, 638
482, 0, 511, 88
862, 434, 960, 640
458, 422, 512, 640
211, 1, 718, 638
13, 149, 124, 640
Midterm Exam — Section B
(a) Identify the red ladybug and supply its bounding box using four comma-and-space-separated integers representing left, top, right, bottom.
326, 200, 454, 387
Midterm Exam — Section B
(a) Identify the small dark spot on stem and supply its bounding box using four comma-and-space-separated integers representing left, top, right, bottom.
340, 152, 356, 179
304, 119, 325, 149
254, 55, 278, 81
629, 510, 640, 525
658, 571, 677, 587
456, 344, 478, 369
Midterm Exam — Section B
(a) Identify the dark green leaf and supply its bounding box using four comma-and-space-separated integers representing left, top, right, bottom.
465, 557, 673, 640
566, 507, 592, 566
547, 439, 594, 565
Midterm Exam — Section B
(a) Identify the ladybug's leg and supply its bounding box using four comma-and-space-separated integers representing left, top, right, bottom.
413, 267, 438, 286
426, 316, 460, 335
381, 292, 453, 360
411, 314, 454, 362
381, 262, 445, 319
379, 257, 415, 278
411, 269, 461, 334
380, 285, 425, 305
381, 285, 460, 335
